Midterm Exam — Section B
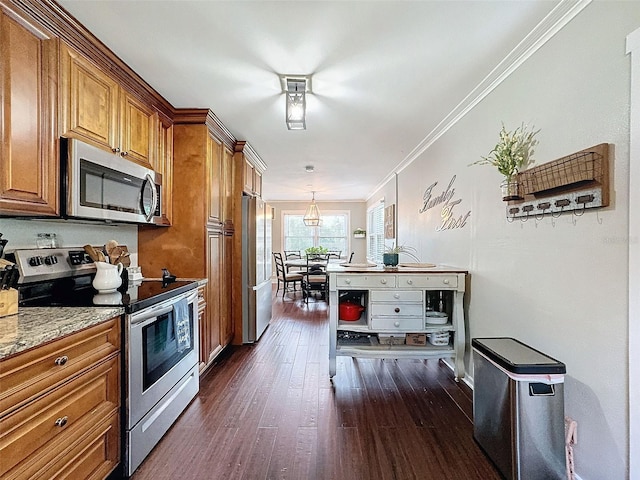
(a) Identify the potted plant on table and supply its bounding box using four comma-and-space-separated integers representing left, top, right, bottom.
471, 122, 540, 201
305, 246, 328, 255
383, 244, 420, 267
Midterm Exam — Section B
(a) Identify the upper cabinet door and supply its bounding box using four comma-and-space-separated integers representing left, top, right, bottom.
119, 90, 157, 168
0, 9, 59, 216
60, 42, 157, 169
59, 43, 119, 152
207, 133, 222, 226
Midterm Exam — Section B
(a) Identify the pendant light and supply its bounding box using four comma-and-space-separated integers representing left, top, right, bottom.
303, 191, 321, 226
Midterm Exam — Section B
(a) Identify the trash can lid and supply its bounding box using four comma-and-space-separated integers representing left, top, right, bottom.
472, 337, 566, 375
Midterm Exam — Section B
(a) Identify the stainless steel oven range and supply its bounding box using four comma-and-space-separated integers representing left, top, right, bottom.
12, 247, 200, 477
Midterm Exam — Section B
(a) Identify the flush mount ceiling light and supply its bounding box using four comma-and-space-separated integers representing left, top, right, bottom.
280, 75, 311, 130
303, 191, 321, 226
305, 165, 315, 173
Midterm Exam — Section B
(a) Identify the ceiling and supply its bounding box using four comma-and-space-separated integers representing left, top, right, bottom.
58, 0, 560, 202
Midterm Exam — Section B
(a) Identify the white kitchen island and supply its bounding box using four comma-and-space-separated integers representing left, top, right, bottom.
328, 264, 468, 379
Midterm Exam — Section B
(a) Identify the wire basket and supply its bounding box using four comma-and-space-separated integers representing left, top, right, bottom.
519, 150, 603, 196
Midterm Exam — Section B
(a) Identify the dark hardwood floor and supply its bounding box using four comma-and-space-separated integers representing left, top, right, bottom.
131, 291, 500, 480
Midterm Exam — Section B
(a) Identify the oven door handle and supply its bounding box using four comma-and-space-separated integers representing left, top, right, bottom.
130, 290, 197, 326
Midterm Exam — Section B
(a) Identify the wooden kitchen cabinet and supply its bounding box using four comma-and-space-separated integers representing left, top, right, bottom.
0, 6, 59, 216
208, 134, 223, 226
138, 109, 236, 373
60, 42, 158, 169
0, 317, 121, 479
153, 114, 174, 225
239, 143, 264, 197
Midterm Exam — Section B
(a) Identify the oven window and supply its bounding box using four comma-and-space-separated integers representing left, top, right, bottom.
142, 304, 194, 391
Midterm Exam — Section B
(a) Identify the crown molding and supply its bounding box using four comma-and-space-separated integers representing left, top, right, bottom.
367, 0, 592, 202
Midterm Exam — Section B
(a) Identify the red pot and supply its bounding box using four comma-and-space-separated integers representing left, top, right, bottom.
339, 301, 365, 321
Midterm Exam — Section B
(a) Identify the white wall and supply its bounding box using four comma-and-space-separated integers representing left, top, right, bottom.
369, 3, 638, 479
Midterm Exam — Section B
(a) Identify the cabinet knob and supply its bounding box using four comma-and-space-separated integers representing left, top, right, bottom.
54, 416, 68, 428
407, 279, 413, 285
112, 147, 120, 153
443, 279, 450, 284
394, 293, 400, 299
345, 279, 351, 284
121, 151, 129, 157
380, 279, 387, 284
394, 307, 400, 313
394, 321, 400, 327
54, 356, 68, 366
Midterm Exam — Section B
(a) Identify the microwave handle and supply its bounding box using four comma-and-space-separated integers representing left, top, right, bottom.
143, 174, 158, 222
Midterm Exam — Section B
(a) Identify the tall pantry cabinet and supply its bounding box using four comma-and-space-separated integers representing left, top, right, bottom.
138, 109, 235, 373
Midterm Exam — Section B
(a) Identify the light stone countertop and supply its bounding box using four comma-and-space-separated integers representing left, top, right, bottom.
0, 307, 124, 360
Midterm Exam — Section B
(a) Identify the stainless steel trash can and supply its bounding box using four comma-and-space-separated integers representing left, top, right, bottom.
472, 338, 566, 480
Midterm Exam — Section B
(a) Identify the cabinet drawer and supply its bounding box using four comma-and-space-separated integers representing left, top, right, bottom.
0, 318, 120, 416
336, 275, 396, 288
397, 274, 458, 288
35, 410, 120, 480
370, 290, 422, 302
370, 303, 424, 317
0, 356, 119, 477
370, 316, 424, 331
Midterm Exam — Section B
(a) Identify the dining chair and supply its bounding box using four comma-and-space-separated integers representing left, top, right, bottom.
284, 250, 303, 273
273, 252, 303, 298
302, 253, 330, 304
327, 250, 342, 260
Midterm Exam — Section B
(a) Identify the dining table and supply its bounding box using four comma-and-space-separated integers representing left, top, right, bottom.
284, 257, 342, 271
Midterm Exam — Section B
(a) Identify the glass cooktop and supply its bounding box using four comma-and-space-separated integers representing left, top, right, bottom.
19, 279, 198, 314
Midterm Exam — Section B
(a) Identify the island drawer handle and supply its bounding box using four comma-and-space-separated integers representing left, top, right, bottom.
54, 356, 68, 366
54, 416, 68, 427
394, 307, 400, 313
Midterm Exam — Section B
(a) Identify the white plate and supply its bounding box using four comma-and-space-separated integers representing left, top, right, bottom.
340, 262, 377, 268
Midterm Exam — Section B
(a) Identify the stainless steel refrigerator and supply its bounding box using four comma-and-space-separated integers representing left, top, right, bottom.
242, 195, 273, 343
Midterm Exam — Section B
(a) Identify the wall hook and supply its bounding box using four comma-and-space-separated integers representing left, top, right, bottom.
596, 210, 603, 225
574, 203, 586, 217
551, 215, 556, 227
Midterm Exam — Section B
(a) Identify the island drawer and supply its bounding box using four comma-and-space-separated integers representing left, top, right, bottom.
370, 316, 424, 331
370, 290, 422, 302
370, 303, 424, 317
397, 274, 458, 288
336, 275, 397, 288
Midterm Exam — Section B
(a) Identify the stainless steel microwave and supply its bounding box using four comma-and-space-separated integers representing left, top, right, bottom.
62, 138, 163, 224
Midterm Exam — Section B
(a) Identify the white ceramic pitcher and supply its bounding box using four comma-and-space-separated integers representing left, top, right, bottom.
92, 261, 123, 293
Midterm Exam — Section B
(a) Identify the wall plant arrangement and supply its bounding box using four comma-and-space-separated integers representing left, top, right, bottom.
471, 123, 540, 201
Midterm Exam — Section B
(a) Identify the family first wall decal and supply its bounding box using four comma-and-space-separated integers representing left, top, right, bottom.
419, 175, 471, 231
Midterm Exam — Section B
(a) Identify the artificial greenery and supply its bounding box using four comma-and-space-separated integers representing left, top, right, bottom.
471, 123, 540, 181
384, 243, 420, 262
305, 246, 328, 255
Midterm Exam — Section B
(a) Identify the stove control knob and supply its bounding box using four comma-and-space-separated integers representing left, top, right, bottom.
29, 256, 43, 266
44, 255, 58, 265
